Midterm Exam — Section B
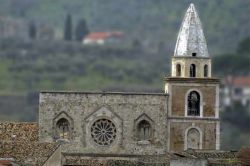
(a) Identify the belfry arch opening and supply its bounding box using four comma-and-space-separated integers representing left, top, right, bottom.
190, 64, 196, 77
176, 64, 181, 77
187, 91, 201, 116
204, 64, 208, 77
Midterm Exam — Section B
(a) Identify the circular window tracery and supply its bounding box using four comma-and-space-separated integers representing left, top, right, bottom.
91, 119, 117, 146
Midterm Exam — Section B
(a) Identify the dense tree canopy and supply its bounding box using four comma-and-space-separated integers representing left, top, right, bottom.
75, 18, 89, 42
64, 14, 73, 41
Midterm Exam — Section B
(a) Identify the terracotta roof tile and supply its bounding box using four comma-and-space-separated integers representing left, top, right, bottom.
0, 122, 38, 142
224, 76, 250, 87
0, 160, 12, 166
85, 31, 123, 40
0, 142, 59, 165
237, 147, 250, 165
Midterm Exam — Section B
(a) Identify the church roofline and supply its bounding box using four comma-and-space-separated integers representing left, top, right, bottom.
40, 91, 168, 96
164, 77, 220, 84
171, 56, 211, 59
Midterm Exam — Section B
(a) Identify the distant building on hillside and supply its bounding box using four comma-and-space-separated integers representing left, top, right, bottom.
0, 16, 28, 39
83, 31, 124, 45
221, 76, 250, 108
37, 23, 55, 41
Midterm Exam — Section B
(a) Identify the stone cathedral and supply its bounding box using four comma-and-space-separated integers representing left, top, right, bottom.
39, 4, 220, 155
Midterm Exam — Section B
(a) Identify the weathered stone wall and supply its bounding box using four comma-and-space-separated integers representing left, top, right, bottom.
169, 120, 217, 151
170, 159, 208, 166
39, 92, 168, 155
165, 78, 220, 152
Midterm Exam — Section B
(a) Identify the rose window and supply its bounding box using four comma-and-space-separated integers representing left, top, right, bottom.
91, 119, 117, 146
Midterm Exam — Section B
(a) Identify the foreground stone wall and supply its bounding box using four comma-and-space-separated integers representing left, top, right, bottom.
170, 159, 208, 166
39, 92, 168, 155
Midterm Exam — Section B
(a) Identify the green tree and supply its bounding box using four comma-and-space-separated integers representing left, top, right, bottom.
214, 37, 250, 76
64, 14, 73, 41
75, 18, 89, 42
213, 54, 250, 76
237, 36, 250, 55
28, 21, 37, 39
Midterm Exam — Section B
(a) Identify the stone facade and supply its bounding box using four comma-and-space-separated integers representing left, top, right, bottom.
39, 92, 168, 155
38, 3, 220, 156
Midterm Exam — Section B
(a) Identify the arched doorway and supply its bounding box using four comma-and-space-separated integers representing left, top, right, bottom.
186, 128, 201, 149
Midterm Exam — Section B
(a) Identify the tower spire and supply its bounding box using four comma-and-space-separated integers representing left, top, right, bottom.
174, 3, 209, 57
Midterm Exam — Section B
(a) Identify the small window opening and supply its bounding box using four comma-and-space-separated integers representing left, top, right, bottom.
204, 65, 208, 77
187, 91, 200, 116
192, 53, 197, 57
190, 64, 196, 77
138, 120, 151, 141
176, 64, 181, 77
56, 118, 70, 140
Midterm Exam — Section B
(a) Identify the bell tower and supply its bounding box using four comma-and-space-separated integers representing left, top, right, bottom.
165, 4, 220, 151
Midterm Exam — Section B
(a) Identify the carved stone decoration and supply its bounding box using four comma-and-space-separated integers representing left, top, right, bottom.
134, 113, 155, 143
91, 119, 117, 146
187, 128, 200, 149
84, 106, 123, 148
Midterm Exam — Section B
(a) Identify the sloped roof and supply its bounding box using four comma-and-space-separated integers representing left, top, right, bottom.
0, 122, 59, 165
237, 147, 250, 165
0, 142, 59, 166
0, 122, 38, 142
174, 3, 209, 57
84, 31, 123, 40
0, 160, 12, 166
223, 76, 250, 87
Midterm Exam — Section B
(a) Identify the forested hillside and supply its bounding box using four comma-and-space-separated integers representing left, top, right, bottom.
0, 39, 169, 95
0, 0, 249, 54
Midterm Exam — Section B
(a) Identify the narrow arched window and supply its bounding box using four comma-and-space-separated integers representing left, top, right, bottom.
190, 64, 196, 77
204, 65, 208, 77
187, 91, 200, 116
187, 128, 201, 149
176, 64, 181, 77
56, 118, 70, 139
138, 120, 151, 141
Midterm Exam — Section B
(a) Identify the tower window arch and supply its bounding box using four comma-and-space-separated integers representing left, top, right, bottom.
204, 64, 208, 77
176, 64, 181, 77
185, 127, 202, 150
190, 64, 196, 77
137, 120, 151, 141
187, 91, 200, 116
56, 118, 70, 140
